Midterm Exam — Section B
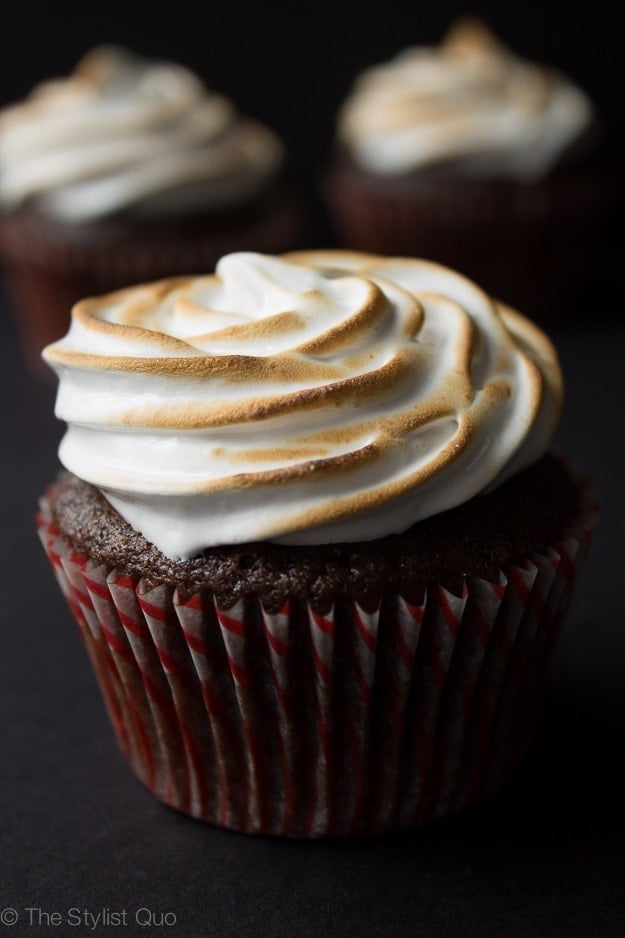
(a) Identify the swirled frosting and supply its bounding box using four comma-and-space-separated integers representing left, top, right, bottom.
0, 46, 284, 220
337, 18, 593, 180
43, 250, 563, 558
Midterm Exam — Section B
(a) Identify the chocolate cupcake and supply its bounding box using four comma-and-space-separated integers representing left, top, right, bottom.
38, 250, 597, 837
0, 46, 303, 375
323, 19, 612, 321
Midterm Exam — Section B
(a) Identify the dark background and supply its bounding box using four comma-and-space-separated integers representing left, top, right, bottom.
2, 0, 625, 234
1, 3, 625, 937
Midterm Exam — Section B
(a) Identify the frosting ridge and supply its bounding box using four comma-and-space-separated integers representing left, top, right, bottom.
337, 18, 593, 180
0, 46, 284, 220
44, 250, 563, 557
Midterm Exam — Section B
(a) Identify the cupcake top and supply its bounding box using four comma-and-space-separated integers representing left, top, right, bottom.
336, 18, 593, 181
0, 46, 284, 221
44, 250, 563, 558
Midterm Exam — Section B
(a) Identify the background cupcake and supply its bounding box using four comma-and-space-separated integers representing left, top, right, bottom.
0, 45, 304, 375
323, 18, 614, 323
38, 249, 596, 837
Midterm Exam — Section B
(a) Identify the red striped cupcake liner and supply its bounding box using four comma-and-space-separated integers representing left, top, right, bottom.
36, 479, 597, 838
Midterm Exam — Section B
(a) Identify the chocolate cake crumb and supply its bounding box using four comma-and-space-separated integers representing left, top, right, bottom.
45, 453, 581, 613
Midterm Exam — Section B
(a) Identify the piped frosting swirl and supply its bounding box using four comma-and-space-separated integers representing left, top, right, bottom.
44, 250, 563, 558
337, 18, 593, 180
0, 46, 284, 220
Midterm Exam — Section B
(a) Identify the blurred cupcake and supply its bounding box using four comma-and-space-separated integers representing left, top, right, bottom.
38, 250, 596, 837
0, 46, 303, 374
323, 19, 612, 320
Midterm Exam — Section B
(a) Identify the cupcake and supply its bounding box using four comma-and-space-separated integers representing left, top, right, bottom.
0, 46, 302, 375
323, 19, 612, 321
38, 250, 596, 838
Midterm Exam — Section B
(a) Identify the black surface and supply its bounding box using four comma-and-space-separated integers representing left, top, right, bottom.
1, 256, 625, 937
2, 3, 625, 935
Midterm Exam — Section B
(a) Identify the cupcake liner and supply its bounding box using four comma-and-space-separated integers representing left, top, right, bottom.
36, 480, 597, 838
322, 161, 614, 321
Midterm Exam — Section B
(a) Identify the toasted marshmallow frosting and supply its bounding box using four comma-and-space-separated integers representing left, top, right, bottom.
0, 46, 284, 221
337, 18, 593, 181
44, 250, 562, 558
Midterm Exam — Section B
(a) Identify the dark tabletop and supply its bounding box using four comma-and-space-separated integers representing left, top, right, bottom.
1, 229, 625, 937
0, 144, 625, 938
1, 3, 625, 932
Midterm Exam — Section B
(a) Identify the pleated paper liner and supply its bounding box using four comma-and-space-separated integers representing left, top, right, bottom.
322, 160, 614, 322
37, 478, 597, 838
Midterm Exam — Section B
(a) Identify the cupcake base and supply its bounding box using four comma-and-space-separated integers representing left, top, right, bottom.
37, 459, 597, 838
